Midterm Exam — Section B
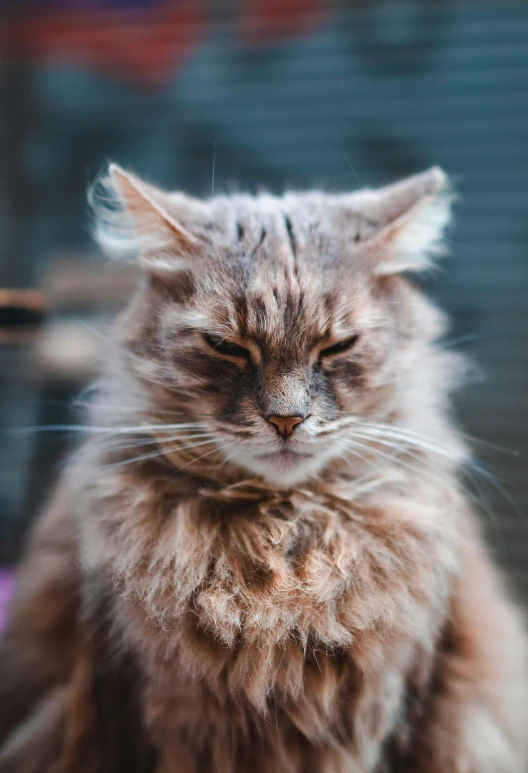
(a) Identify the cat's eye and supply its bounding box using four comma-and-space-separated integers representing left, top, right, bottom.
319, 335, 359, 360
203, 333, 250, 360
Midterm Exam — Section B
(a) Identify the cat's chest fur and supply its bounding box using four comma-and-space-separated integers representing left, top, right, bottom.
82, 473, 458, 718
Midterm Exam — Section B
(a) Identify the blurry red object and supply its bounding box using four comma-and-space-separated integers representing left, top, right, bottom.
0, 1, 202, 85
239, 0, 323, 45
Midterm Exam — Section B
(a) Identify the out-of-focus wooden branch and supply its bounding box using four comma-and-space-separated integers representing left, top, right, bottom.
0, 289, 46, 344
43, 255, 138, 310
0, 257, 138, 382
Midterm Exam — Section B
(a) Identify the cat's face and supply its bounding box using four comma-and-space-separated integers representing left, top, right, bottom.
94, 166, 452, 486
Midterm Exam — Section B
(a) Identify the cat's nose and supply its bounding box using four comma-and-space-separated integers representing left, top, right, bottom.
267, 415, 305, 440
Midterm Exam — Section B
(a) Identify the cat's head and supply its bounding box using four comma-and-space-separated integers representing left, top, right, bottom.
92, 165, 457, 487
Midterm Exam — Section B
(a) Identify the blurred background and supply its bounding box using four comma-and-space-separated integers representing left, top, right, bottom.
0, 0, 527, 619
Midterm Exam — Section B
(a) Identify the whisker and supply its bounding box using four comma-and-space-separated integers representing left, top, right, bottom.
350, 423, 464, 462
338, 440, 380, 471
10, 422, 209, 436
344, 422, 522, 522
457, 432, 521, 457
173, 440, 240, 473
342, 438, 455, 488
351, 429, 454, 463
111, 438, 219, 468
439, 333, 479, 349
96, 432, 215, 453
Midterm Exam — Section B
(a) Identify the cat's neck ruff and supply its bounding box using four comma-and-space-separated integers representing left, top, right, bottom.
77, 441, 461, 712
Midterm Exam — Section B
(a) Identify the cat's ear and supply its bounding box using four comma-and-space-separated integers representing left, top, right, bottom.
90, 164, 200, 272
345, 167, 453, 275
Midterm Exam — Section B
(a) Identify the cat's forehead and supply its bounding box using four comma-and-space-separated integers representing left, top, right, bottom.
197, 283, 368, 352
193, 191, 360, 288
182, 193, 378, 342
198, 190, 342, 246
195, 255, 375, 348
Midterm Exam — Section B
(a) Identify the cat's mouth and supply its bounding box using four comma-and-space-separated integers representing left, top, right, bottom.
229, 438, 333, 486
255, 448, 313, 460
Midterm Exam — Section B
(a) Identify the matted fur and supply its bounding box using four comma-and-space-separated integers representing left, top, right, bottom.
0, 166, 526, 773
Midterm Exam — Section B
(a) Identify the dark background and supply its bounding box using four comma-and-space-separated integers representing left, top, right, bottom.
0, 1, 527, 600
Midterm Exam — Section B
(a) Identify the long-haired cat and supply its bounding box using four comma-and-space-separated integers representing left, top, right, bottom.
0, 165, 526, 773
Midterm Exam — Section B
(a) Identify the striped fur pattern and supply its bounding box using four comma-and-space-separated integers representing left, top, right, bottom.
0, 166, 526, 772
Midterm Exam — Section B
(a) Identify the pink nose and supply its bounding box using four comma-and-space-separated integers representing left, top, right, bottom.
267, 415, 304, 440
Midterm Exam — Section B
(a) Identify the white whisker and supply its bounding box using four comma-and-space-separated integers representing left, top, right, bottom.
96, 432, 215, 453
111, 438, 219, 468
174, 440, 240, 473
337, 420, 521, 522
13, 422, 209, 436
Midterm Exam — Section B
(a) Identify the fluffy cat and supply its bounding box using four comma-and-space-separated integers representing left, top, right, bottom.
0, 165, 526, 773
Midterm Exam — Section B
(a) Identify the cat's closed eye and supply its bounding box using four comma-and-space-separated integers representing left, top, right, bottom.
319, 335, 360, 360
203, 333, 250, 360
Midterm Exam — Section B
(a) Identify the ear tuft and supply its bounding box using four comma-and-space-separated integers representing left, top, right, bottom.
374, 167, 454, 275
89, 163, 199, 271
341, 167, 455, 275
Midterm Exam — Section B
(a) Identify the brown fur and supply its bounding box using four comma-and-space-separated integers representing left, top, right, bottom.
0, 166, 526, 772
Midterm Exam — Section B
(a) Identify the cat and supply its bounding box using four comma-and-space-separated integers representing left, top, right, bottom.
0, 164, 526, 773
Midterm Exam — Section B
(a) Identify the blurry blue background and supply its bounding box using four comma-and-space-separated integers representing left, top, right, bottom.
0, 1, 527, 598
